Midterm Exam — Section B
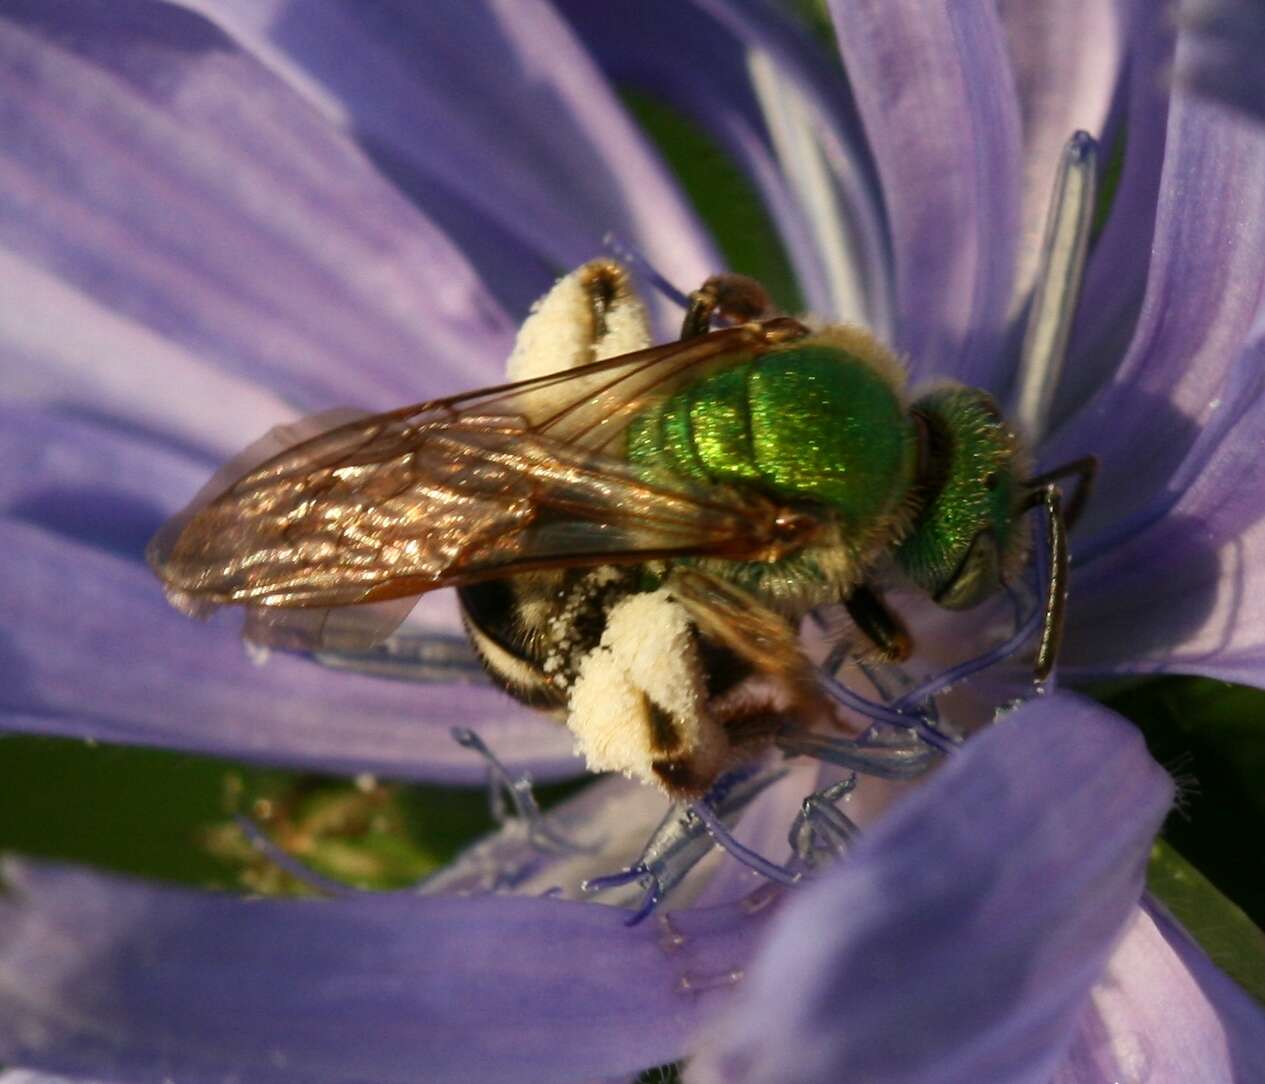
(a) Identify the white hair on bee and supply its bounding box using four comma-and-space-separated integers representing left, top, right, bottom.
505, 260, 652, 383
568, 589, 729, 789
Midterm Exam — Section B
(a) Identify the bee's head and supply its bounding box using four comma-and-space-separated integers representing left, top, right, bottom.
896, 387, 1030, 610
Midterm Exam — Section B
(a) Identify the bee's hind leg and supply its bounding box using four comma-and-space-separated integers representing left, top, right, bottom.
680, 273, 777, 339
842, 582, 913, 663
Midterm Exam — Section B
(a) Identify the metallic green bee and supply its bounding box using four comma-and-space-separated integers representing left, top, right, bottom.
150, 260, 1093, 797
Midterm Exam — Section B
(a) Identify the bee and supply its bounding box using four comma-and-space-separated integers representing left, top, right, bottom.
149, 260, 1094, 797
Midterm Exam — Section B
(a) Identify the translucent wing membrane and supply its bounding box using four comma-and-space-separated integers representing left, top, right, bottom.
148, 319, 817, 649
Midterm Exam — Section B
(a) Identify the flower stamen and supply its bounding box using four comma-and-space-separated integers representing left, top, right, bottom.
231, 814, 355, 897
582, 765, 788, 925
788, 777, 860, 869
451, 727, 592, 855
1014, 130, 1100, 444
775, 726, 939, 779
688, 799, 803, 888
602, 231, 693, 310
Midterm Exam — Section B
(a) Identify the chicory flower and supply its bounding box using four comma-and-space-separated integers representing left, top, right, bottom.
1, 1, 1264, 1081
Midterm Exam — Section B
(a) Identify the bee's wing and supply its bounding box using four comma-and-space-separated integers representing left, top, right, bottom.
148, 320, 815, 650
460, 315, 807, 452
239, 595, 424, 654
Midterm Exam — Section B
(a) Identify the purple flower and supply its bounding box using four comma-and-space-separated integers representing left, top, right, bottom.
1181, 0, 1265, 123
2, 1, 1264, 1082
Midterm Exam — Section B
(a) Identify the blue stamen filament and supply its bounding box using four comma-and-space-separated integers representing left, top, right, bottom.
582, 766, 788, 925
789, 778, 861, 867
232, 814, 356, 897
452, 727, 594, 855
602, 232, 694, 309
775, 728, 937, 779
688, 800, 803, 888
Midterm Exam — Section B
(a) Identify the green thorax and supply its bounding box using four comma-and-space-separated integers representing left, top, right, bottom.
894, 386, 1028, 607
626, 337, 917, 536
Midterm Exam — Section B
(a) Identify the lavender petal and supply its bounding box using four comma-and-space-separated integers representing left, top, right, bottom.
1042, 27, 1265, 534
689, 693, 1173, 1084
996, 0, 1126, 326
0, 0, 513, 437
0, 857, 773, 1083
0, 516, 578, 782
1179, 0, 1265, 123
560, 0, 888, 326
686, 0, 892, 329
1063, 327, 1265, 685
828, 0, 1022, 387
183, 0, 719, 323
1054, 4, 1176, 427
1054, 900, 1265, 1083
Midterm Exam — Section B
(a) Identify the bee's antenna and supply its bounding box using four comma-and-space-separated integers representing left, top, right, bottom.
1029, 484, 1068, 683
1023, 455, 1097, 529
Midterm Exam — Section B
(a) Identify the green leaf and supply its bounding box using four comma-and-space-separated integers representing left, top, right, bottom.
1148, 839, 1265, 1006
1103, 676, 1265, 929
0, 735, 234, 886
0, 733, 586, 894
1090, 128, 1125, 241
625, 92, 803, 313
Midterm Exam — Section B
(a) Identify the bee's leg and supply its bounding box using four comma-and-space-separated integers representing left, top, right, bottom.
842, 582, 913, 662
1022, 483, 1069, 681
507, 259, 652, 382
1023, 454, 1097, 529
680, 273, 776, 339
